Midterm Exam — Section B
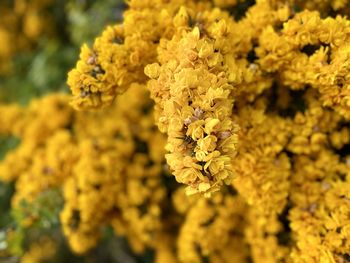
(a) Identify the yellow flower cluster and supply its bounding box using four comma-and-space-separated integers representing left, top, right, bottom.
146, 22, 240, 196
0, 94, 73, 190
2, 0, 350, 262
67, 0, 185, 110
232, 107, 292, 215
69, 0, 291, 195
2, 89, 350, 262
0, 0, 54, 75
286, 91, 350, 262
0, 84, 167, 255
20, 237, 56, 263
288, 0, 350, 14
60, 84, 167, 254
174, 189, 248, 263
65, 0, 350, 261
257, 10, 350, 119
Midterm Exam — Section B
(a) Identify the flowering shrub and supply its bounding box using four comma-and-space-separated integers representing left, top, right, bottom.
2, 0, 350, 262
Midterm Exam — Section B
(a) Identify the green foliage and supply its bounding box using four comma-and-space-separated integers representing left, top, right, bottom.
12, 189, 63, 230
0, 41, 77, 104
0, 137, 20, 161
0, 137, 18, 256
66, 0, 126, 46
0, 189, 63, 256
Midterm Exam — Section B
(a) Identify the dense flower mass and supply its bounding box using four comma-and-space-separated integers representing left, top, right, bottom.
2, 0, 350, 262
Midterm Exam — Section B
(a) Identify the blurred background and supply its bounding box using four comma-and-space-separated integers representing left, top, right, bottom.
0, 1, 156, 262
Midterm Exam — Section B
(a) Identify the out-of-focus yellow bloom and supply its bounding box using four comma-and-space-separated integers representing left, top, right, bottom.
0, 84, 168, 255
257, 10, 350, 119
21, 237, 56, 263
0, 0, 54, 75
